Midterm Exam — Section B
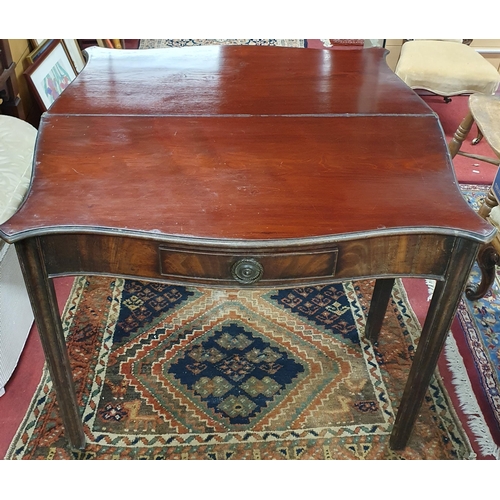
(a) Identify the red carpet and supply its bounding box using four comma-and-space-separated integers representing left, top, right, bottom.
0, 277, 74, 457
423, 94, 498, 184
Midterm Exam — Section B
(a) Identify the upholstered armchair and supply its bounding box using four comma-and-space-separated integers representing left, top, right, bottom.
0, 114, 36, 396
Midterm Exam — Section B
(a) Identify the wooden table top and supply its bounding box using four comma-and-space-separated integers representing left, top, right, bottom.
0, 46, 494, 244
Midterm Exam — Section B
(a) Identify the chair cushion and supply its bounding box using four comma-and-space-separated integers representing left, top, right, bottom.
395, 40, 500, 96
0, 115, 37, 225
490, 206, 500, 227
469, 94, 500, 157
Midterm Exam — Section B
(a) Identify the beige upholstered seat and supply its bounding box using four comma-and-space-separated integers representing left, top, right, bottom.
0, 115, 37, 225
449, 93, 500, 220
395, 40, 500, 97
449, 93, 500, 163
0, 114, 36, 397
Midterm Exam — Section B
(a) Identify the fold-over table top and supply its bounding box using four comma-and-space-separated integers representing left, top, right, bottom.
0, 46, 494, 244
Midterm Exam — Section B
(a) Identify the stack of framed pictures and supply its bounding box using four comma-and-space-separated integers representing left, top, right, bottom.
24, 39, 86, 112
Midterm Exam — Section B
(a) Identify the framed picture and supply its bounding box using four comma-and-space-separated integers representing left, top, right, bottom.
24, 39, 77, 112
63, 39, 86, 73
26, 39, 53, 65
30, 39, 47, 50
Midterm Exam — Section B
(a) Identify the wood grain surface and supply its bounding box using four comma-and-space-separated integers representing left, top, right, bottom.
49, 45, 433, 116
1, 46, 493, 244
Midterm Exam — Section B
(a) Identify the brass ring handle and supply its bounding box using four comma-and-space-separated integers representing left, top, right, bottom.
231, 258, 263, 284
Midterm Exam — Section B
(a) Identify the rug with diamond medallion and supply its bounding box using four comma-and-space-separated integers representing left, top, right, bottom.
6, 275, 473, 460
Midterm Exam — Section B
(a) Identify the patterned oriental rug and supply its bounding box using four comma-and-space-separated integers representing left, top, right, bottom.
7, 274, 475, 460
447, 185, 500, 458
138, 39, 306, 49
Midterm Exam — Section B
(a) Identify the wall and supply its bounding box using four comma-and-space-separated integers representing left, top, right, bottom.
469, 39, 500, 71
384, 39, 402, 71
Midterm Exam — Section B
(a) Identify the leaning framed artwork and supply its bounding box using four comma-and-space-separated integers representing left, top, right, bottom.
63, 39, 86, 73
24, 39, 77, 112
26, 39, 52, 65
29, 39, 47, 50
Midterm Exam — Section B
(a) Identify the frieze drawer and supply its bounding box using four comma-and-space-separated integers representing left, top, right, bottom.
159, 247, 338, 286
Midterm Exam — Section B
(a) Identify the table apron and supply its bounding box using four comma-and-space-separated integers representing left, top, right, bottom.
39, 232, 457, 286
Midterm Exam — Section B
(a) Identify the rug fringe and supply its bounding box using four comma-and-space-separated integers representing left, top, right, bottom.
444, 333, 500, 459
425, 279, 435, 302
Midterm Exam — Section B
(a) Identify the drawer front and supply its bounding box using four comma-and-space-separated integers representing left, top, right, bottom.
41, 233, 454, 286
159, 247, 338, 286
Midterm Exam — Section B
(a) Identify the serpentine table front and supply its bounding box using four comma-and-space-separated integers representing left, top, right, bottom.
0, 45, 495, 451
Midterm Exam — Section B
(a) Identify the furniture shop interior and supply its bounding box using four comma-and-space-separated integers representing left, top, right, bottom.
0, 39, 499, 464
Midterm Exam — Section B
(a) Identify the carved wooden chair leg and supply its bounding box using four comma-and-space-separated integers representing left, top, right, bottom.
448, 112, 474, 158
472, 128, 484, 145
465, 190, 500, 301
465, 244, 500, 301
478, 187, 499, 219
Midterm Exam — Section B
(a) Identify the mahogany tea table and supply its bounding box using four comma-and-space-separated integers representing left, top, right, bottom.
0, 46, 495, 452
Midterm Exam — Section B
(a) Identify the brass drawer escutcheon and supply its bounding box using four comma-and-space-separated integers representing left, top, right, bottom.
231, 258, 264, 284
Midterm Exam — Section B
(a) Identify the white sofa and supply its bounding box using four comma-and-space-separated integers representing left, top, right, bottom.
0, 115, 37, 396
